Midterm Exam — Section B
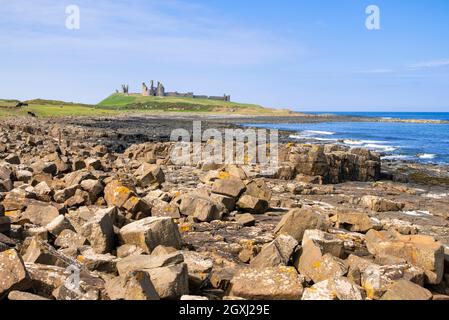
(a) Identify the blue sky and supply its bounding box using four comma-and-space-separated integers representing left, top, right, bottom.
1, 0, 449, 111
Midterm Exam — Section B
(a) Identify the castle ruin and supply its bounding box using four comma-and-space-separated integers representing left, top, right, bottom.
140, 81, 231, 102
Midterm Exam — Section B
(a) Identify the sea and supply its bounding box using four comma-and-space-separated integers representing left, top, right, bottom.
243, 112, 449, 164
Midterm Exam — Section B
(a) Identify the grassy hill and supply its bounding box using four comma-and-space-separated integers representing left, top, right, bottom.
98, 93, 293, 115
0, 94, 295, 118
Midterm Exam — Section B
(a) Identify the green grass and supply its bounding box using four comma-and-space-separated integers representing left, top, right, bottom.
0, 93, 294, 118
98, 93, 290, 115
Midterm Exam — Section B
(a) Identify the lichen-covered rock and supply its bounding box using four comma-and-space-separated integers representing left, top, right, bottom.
212, 178, 246, 199
381, 279, 432, 300
365, 229, 444, 284
0, 249, 30, 298
361, 196, 405, 212
250, 235, 298, 269
81, 209, 115, 254
229, 267, 304, 300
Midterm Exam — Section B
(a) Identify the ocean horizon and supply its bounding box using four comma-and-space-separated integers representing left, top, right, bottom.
244, 112, 449, 165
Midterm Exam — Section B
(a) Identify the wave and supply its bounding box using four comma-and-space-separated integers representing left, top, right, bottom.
381, 155, 413, 160
303, 130, 335, 136
364, 144, 397, 152
417, 153, 436, 159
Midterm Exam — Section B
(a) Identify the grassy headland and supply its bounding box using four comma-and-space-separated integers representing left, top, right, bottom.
0, 94, 295, 118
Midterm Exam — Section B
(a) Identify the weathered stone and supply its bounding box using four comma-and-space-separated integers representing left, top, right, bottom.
250, 235, 298, 269
119, 217, 182, 254
134, 163, 165, 187
85, 158, 102, 171
122, 271, 160, 300
301, 229, 345, 259
178, 193, 222, 222
234, 213, 256, 227
80, 179, 104, 199
8, 290, 50, 300
332, 210, 374, 233
181, 295, 208, 300
182, 251, 213, 289
0, 216, 11, 234
302, 277, 365, 300
212, 178, 246, 199
117, 252, 184, 276
21, 203, 60, 226
78, 248, 118, 273
54, 185, 79, 203
0, 249, 30, 298
45, 215, 73, 236
381, 279, 432, 300
274, 207, 329, 242
236, 195, 269, 214
151, 199, 181, 219
104, 180, 135, 208
33, 181, 53, 202
55, 229, 87, 249
80, 209, 115, 254
123, 196, 151, 220
116, 244, 144, 258
229, 267, 304, 300
5, 154, 20, 165
361, 196, 405, 212
366, 229, 444, 284
64, 170, 96, 187
210, 193, 235, 212
31, 161, 57, 176
146, 263, 189, 299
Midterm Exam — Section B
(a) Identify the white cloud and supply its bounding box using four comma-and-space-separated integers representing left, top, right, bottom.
409, 59, 449, 70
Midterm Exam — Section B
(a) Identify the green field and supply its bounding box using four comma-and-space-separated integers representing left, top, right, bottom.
0, 94, 294, 118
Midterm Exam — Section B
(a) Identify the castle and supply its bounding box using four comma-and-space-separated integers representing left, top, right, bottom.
118, 81, 231, 102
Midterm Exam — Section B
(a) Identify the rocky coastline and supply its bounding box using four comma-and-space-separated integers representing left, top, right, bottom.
1, 116, 449, 301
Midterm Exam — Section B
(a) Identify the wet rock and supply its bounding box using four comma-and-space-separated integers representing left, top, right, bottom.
274, 207, 329, 242
119, 217, 182, 254
229, 266, 304, 300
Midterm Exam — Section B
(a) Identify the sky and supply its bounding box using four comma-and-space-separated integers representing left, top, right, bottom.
1, 0, 449, 111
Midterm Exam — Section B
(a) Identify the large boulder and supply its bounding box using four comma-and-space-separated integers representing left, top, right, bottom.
21, 203, 60, 227
119, 217, 182, 254
380, 279, 432, 300
212, 178, 246, 199
274, 207, 329, 242
81, 209, 115, 254
134, 163, 165, 188
250, 235, 298, 269
0, 249, 30, 298
365, 230, 444, 284
229, 267, 304, 300
104, 180, 136, 208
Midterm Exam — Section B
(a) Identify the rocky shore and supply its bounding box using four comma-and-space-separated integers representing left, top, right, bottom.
1, 116, 449, 301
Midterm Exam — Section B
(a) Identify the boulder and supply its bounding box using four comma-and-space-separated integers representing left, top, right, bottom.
361, 196, 404, 212
117, 252, 184, 276
332, 210, 374, 233
0, 249, 30, 298
122, 271, 160, 300
134, 163, 165, 187
234, 213, 256, 227
229, 267, 304, 300
150, 200, 181, 219
236, 195, 269, 214
146, 263, 189, 299
119, 217, 182, 254
365, 230, 444, 284
212, 178, 246, 199
80, 209, 115, 254
182, 251, 213, 289
302, 277, 365, 300
178, 193, 222, 222
243, 179, 272, 202
55, 229, 87, 249
45, 215, 73, 236
104, 180, 136, 208
21, 203, 60, 226
250, 235, 298, 269
274, 207, 329, 242
381, 279, 432, 300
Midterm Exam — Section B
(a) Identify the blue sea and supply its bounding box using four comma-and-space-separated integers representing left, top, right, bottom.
244, 112, 449, 164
